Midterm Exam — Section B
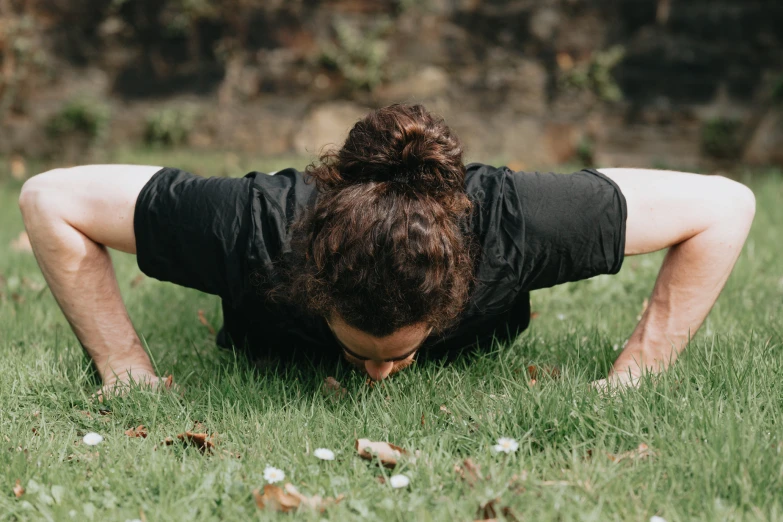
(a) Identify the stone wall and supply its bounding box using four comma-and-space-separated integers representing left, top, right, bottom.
1, 0, 781, 168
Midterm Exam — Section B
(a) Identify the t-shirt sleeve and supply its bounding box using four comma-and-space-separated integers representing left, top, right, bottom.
133, 167, 256, 302
510, 168, 627, 291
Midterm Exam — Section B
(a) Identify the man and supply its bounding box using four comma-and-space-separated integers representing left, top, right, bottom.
18, 104, 755, 392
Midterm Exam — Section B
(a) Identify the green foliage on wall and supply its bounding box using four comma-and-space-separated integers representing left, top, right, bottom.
144, 107, 199, 148
46, 99, 110, 143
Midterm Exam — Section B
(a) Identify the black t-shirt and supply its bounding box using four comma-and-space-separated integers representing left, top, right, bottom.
134, 163, 627, 362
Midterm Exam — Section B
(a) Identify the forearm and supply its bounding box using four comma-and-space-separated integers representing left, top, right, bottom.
612, 216, 750, 378
19, 166, 159, 385
598, 168, 756, 384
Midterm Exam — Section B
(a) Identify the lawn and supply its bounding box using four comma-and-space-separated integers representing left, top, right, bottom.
1, 155, 782, 521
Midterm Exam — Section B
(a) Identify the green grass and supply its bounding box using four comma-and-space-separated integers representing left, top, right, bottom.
1, 156, 783, 521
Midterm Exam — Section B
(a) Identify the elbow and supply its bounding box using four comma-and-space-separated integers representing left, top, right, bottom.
727, 178, 756, 227
714, 176, 756, 232
19, 168, 67, 223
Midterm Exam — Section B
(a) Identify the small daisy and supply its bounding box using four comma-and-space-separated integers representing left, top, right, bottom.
263, 465, 285, 484
82, 432, 104, 446
313, 448, 335, 461
389, 474, 410, 488
491, 437, 519, 454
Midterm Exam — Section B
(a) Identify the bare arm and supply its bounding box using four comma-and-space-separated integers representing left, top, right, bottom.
597, 168, 756, 385
19, 165, 162, 386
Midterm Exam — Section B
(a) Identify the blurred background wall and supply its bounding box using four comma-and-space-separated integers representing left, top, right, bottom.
0, 0, 782, 172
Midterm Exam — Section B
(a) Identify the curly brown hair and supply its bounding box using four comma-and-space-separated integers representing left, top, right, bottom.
274, 104, 476, 337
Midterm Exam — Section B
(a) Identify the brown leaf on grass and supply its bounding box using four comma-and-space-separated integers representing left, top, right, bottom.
475, 498, 519, 521
530, 311, 540, 319
607, 443, 654, 463
420, 413, 425, 427
322, 377, 347, 399
161, 374, 174, 390
10, 232, 32, 253
11, 293, 24, 304
476, 498, 499, 520
501, 506, 520, 522
526, 365, 561, 381
130, 274, 145, 288
13, 479, 24, 498
454, 458, 484, 486
177, 431, 216, 453
355, 438, 408, 469
439, 405, 453, 415
125, 425, 148, 438
197, 310, 216, 335
253, 483, 343, 513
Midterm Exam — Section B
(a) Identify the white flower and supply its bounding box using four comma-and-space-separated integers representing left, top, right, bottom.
491, 437, 519, 454
557, 314, 566, 321
650, 517, 667, 522
389, 474, 410, 488
263, 466, 285, 483
82, 432, 103, 446
313, 448, 335, 461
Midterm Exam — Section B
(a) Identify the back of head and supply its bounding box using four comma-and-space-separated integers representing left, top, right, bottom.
279, 104, 475, 337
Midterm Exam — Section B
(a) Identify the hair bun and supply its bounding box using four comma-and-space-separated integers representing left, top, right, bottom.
309, 104, 466, 200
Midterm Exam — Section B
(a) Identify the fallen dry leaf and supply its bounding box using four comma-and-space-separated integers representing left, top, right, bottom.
530, 311, 540, 319
253, 483, 343, 513
607, 443, 654, 463
125, 425, 148, 438
454, 458, 483, 486
526, 365, 561, 381
10, 232, 32, 253
13, 479, 24, 498
355, 438, 408, 468
420, 413, 425, 427
476, 498, 499, 520
130, 274, 145, 288
439, 405, 453, 415
322, 377, 347, 398
177, 431, 215, 453
161, 374, 174, 390
501, 506, 520, 522
197, 310, 216, 335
